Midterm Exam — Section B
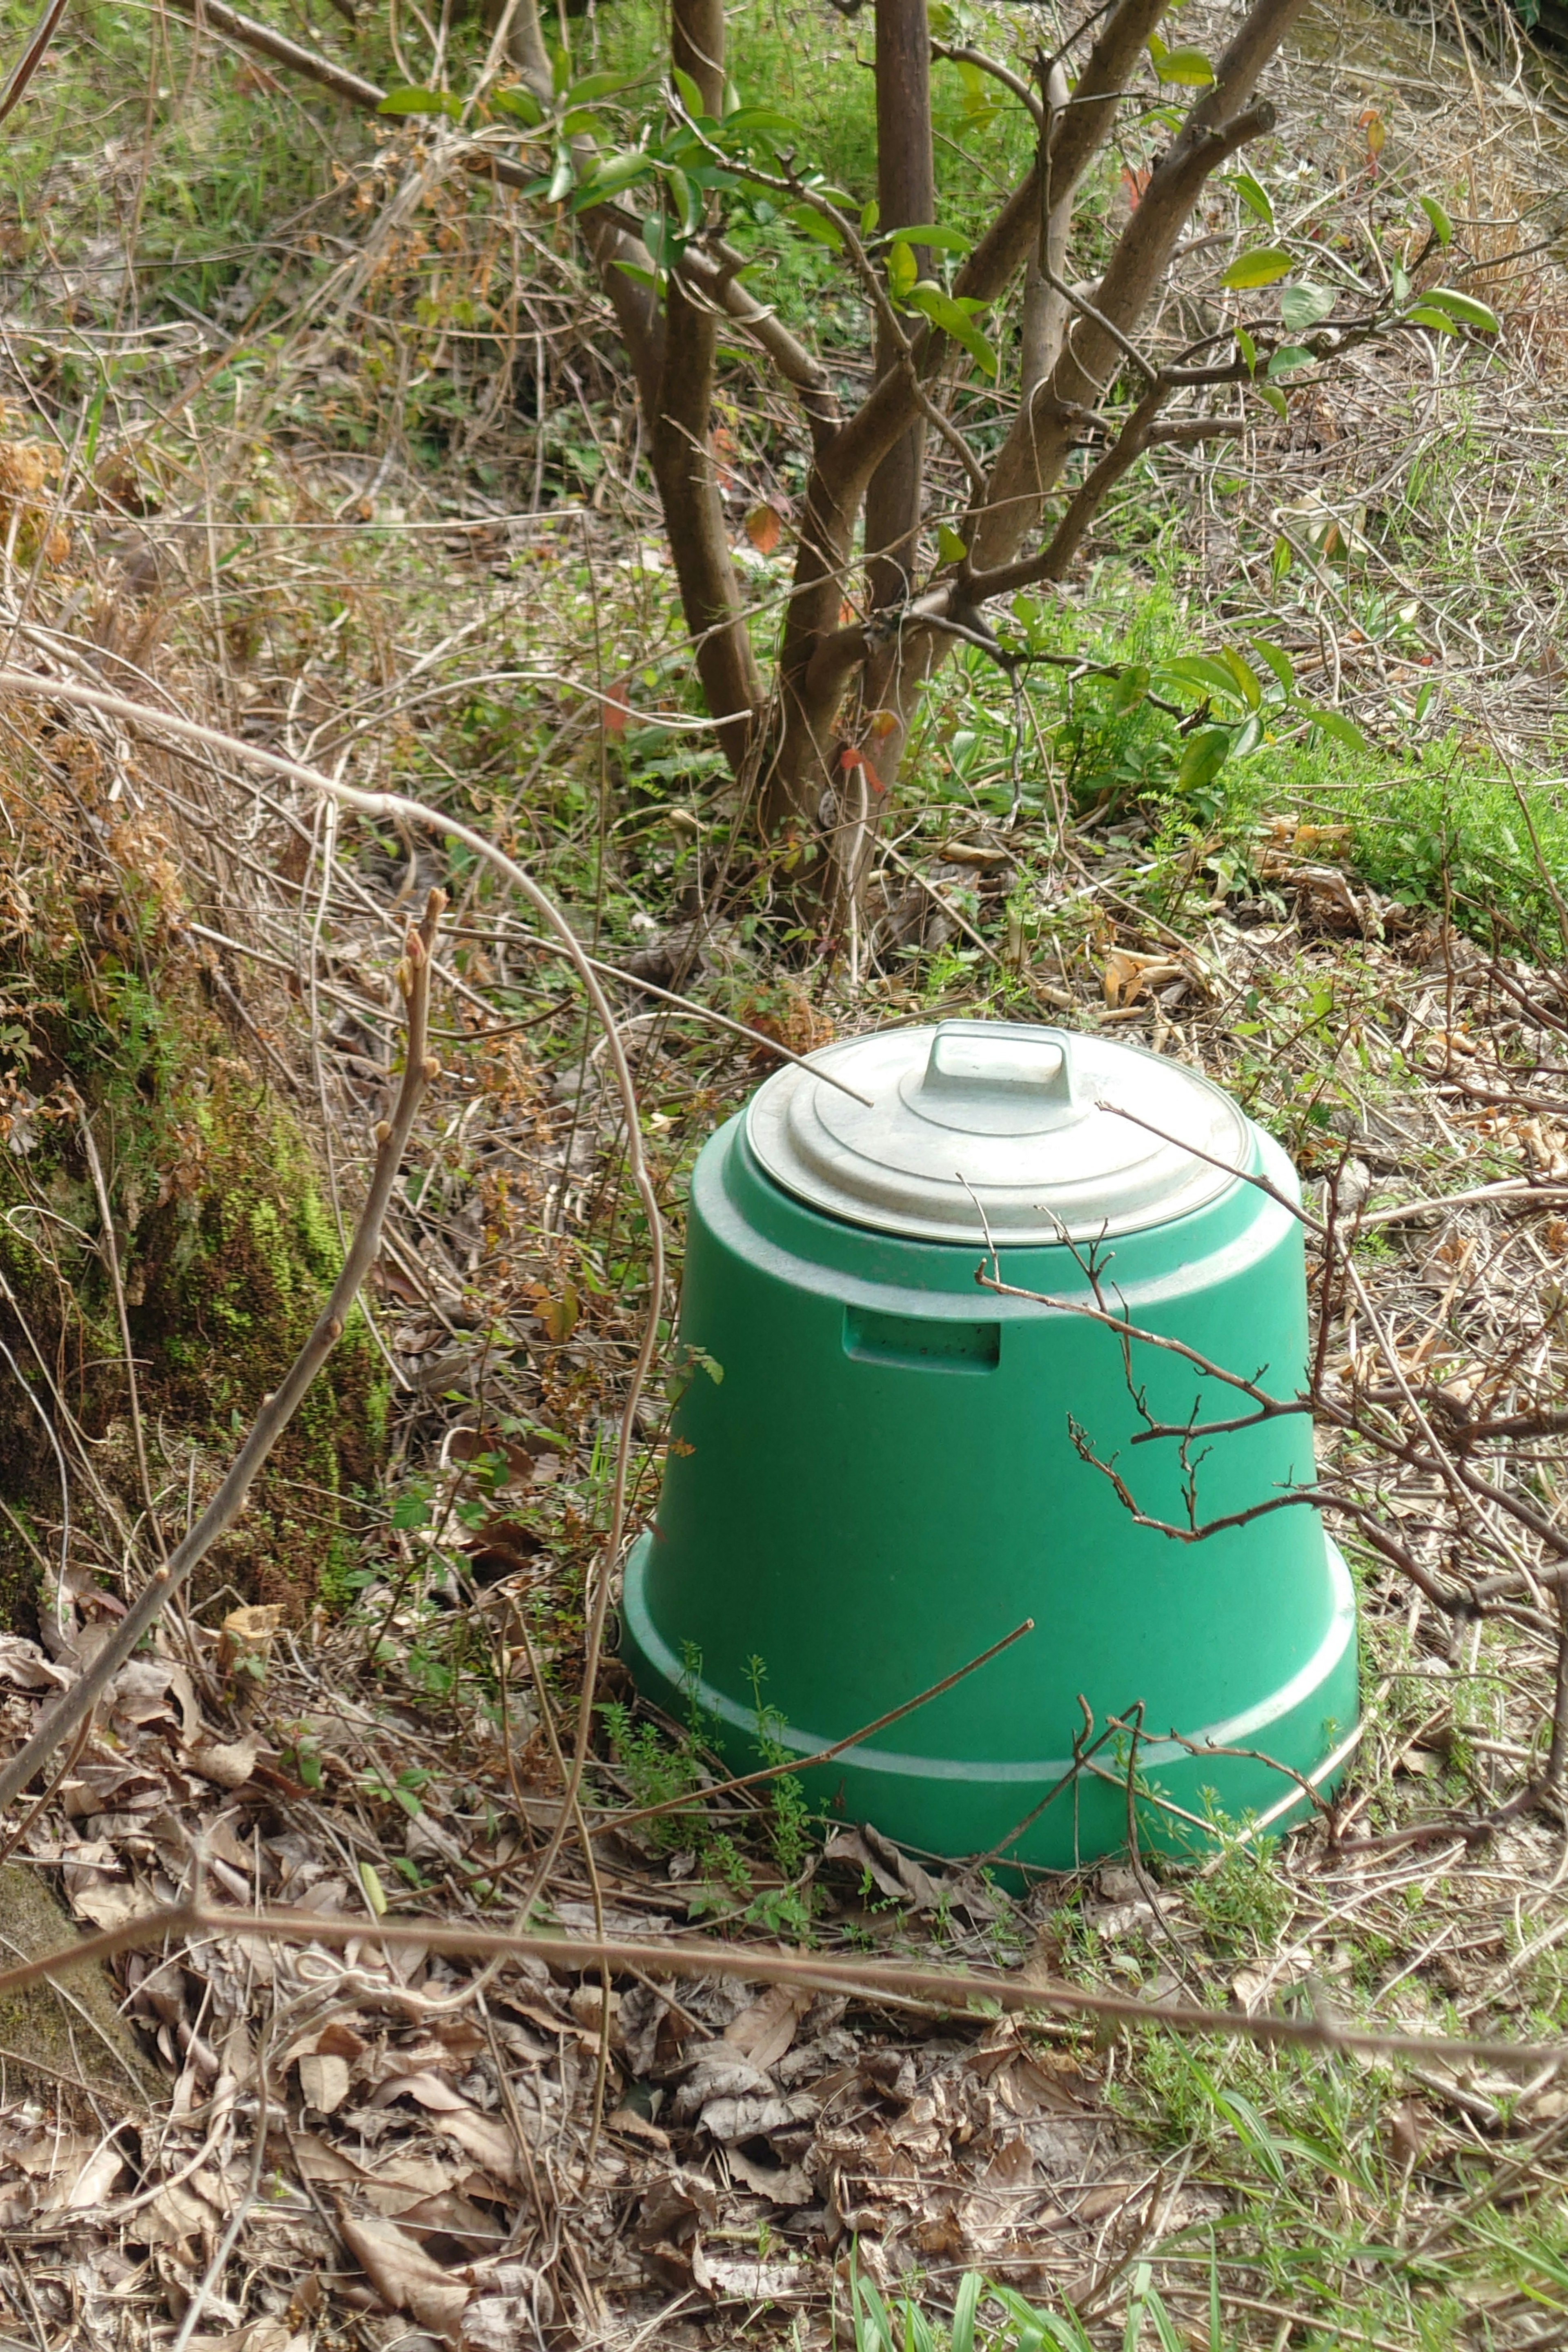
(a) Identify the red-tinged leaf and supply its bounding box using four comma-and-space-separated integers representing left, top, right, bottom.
744, 502, 781, 555
837, 601, 858, 627
601, 679, 631, 736
837, 745, 886, 795
866, 706, 899, 739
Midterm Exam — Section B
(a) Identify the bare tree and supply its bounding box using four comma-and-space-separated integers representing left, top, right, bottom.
151, 0, 1491, 927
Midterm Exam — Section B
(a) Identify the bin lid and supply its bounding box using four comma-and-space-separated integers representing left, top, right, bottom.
746, 1020, 1253, 1243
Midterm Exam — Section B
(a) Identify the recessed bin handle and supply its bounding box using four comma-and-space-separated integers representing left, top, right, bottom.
844, 1303, 1000, 1373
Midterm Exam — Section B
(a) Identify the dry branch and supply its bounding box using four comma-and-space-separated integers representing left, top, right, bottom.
0, 1900, 1560, 2075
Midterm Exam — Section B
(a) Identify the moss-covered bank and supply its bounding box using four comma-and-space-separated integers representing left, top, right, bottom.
0, 732, 387, 1629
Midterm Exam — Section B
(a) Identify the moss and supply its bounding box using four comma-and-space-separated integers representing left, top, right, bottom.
0, 1864, 163, 2105
0, 757, 390, 1626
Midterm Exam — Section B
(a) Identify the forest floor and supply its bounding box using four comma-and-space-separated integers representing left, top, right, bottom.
4, 0, 1568, 2345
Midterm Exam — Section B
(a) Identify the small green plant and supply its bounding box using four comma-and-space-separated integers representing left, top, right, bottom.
1181, 1809, 1294, 1958
599, 1698, 705, 1856
846, 2259, 1102, 2352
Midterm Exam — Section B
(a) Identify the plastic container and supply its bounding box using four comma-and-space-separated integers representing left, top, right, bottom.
621, 1020, 1356, 1869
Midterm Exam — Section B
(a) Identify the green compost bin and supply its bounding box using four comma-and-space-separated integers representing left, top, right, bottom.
621, 1020, 1357, 1870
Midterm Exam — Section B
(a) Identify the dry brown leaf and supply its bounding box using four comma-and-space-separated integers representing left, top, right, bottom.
203, 2321, 311, 2352
218, 1604, 284, 1679
427, 2104, 525, 2184
723, 1982, 812, 2073
725, 2145, 813, 2205
823, 1822, 940, 1912
705, 2252, 813, 2301
744, 502, 782, 555
635, 2167, 720, 2248
0, 1635, 67, 1692
69, 1876, 160, 1932
188, 1735, 261, 1790
336, 2207, 469, 2345
1076, 2180, 1136, 2222
297, 2051, 351, 2115
1102, 947, 1185, 1008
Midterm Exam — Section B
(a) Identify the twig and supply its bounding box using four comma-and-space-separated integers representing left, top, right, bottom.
601, 1615, 1035, 1834
2, 1900, 1564, 2074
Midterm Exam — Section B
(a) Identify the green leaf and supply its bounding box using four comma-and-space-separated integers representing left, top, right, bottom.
667, 164, 699, 235
1232, 712, 1264, 757
1266, 342, 1316, 376
787, 204, 843, 249
886, 222, 970, 252
1221, 246, 1294, 289
545, 144, 573, 203
1269, 535, 1292, 586
1175, 726, 1232, 794
1418, 285, 1501, 334
1312, 708, 1366, 752
860, 197, 880, 234
1413, 677, 1437, 722
1256, 380, 1288, 418
1235, 323, 1258, 372
1403, 302, 1458, 334
1418, 192, 1454, 246
950, 2275, 982, 2352
642, 212, 686, 271
571, 149, 653, 206
908, 281, 997, 376
492, 84, 543, 125
1156, 44, 1215, 83
720, 104, 800, 139
888, 239, 918, 297
1279, 280, 1336, 331
1162, 654, 1243, 704
936, 523, 969, 564
1390, 258, 1410, 306
566, 69, 636, 104
670, 64, 704, 116
376, 85, 459, 118
1110, 662, 1149, 713
1231, 169, 1274, 227
1249, 637, 1295, 695
1219, 645, 1262, 708
359, 1860, 388, 1918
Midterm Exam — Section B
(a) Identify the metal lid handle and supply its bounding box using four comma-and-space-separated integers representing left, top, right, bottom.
920, 1021, 1078, 1109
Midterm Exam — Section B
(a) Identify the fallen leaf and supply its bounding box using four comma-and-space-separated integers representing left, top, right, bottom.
704, 2253, 813, 2301
726, 2145, 813, 2205
336, 2207, 469, 2345
297, 2051, 351, 2115
0, 1636, 67, 1692
1076, 2180, 1135, 2222
70, 1877, 160, 1932
218, 1604, 284, 1680
823, 1822, 941, 1912
188, 1735, 261, 1791
635, 2167, 720, 2248
1102, 947, 1185, 1008
724, 1983, 812, 2073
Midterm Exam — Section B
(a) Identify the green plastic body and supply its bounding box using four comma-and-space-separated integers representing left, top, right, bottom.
621, 1112, 1357, 1871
